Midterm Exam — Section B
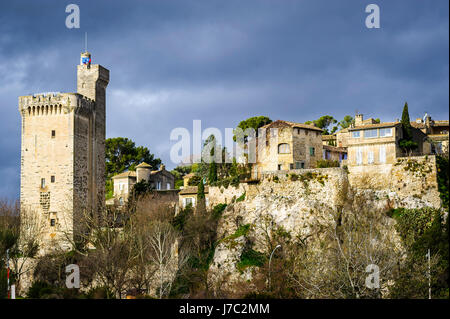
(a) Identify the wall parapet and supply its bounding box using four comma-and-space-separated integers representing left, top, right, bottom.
19, 92, 95, 116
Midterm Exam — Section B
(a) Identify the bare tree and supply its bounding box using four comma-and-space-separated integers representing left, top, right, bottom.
0, 200, 45, 294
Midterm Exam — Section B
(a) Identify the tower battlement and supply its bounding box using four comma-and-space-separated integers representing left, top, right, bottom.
19, 93, 95, 116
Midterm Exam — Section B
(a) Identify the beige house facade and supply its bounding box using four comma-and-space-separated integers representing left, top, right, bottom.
253, 120, 323, 178
346, 122, 402, 166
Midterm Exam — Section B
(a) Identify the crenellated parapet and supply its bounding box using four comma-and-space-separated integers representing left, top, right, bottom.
18, 92, 95, 118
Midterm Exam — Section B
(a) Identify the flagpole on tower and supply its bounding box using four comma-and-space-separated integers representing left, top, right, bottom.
85, 32, 88, 53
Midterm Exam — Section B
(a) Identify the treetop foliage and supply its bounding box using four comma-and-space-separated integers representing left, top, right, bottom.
106, 137, 161, 179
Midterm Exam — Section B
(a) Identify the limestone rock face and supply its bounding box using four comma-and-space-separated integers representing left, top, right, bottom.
207, 158, 441, 293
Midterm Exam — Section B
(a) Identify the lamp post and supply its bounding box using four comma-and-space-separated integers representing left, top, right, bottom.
268, 245, 281, 291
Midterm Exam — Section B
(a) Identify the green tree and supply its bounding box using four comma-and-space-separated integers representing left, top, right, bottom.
197, 180, 205, 200
401, 102, 413, 141
105, 137, 161, 179
398, 102, 418, 153
171, 165, 193, 189
305, 115, 338, 135
338, 115, 354, 129
234, 116, 272, 141
209, 162, 217, 184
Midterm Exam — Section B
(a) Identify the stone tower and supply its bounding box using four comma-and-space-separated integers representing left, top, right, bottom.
18, 52, 109, 252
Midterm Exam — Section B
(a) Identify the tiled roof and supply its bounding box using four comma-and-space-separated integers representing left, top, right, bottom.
179, 186, 209, 195
348, 122, 400, 130
112, 171, 136, 179
260, 120, 323, 132
136, 162, 152, 168
323, 144, 347, 152
411, 120, 449, 129
411, 122, 425, 129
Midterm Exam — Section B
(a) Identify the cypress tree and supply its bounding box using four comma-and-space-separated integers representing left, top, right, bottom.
209, 161, 217, 183
401, 102, 412, 141
197, 179, 205, 199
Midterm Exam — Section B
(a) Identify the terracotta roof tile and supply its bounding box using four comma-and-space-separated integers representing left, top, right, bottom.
112, 171, 136, 179
136, 162, 152, 168
179, 186, 209, 195
260, 120, 323, 132
349, 122, 400, 130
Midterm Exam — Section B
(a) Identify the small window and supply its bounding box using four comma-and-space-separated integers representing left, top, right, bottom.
51, 176, 55, 183
119, 197, 124, 205
356, 147, 363, 165
309, 147, 315, 156
295, 162, 305, 169
51, 130, 56, 138
290, 163, 294, 170
166, 183, 171, 190
368, 151, 374, 164
278, 164, 282, 170
41, 178, 46, 188
379, 128, 392, 137
157, 181, 162, 190
364, 129, 378, 138
278, 143, 290, 154
50, 219, 55, 227
352, 131, 360, 138
379, 146, 386, 163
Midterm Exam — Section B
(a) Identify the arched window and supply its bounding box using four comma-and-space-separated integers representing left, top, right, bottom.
119, 197, 124, 205
278, 143, 290, 154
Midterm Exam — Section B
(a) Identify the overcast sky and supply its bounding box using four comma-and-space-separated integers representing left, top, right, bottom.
0, 0, 448, 199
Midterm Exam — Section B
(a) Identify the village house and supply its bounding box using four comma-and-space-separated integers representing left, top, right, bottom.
412, 114, 449, 155
252, 120, 324, 178
178, 173, 209, 208
340, 113, 448, 167
111, 163, 175, 205
322, 144, 348, 163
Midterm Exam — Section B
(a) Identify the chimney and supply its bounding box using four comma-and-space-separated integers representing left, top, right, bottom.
355, 114, 364, 126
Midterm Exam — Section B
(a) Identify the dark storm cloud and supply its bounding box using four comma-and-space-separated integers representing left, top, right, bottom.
0, 0, 448, 199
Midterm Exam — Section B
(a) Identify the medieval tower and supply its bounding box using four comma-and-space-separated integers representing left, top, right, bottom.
18, 52, 109, 252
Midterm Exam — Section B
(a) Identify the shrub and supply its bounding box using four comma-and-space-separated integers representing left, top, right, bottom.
316, 159, 340, 168
236, 192, 246, 202
227, 224, 251, 240
212, 203, 227, 220
237, 248, 266, 272
27, 281, 55, 299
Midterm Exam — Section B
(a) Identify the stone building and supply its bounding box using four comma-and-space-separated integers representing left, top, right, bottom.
111, 163, 175, 204
340, 113, 447, 167
178, 174, 209, 209
18, 52, 109, 252
346, 121, 403, 166
322, 145, 347, 163
253, 120, 323, 178
412, 115, 449, 155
